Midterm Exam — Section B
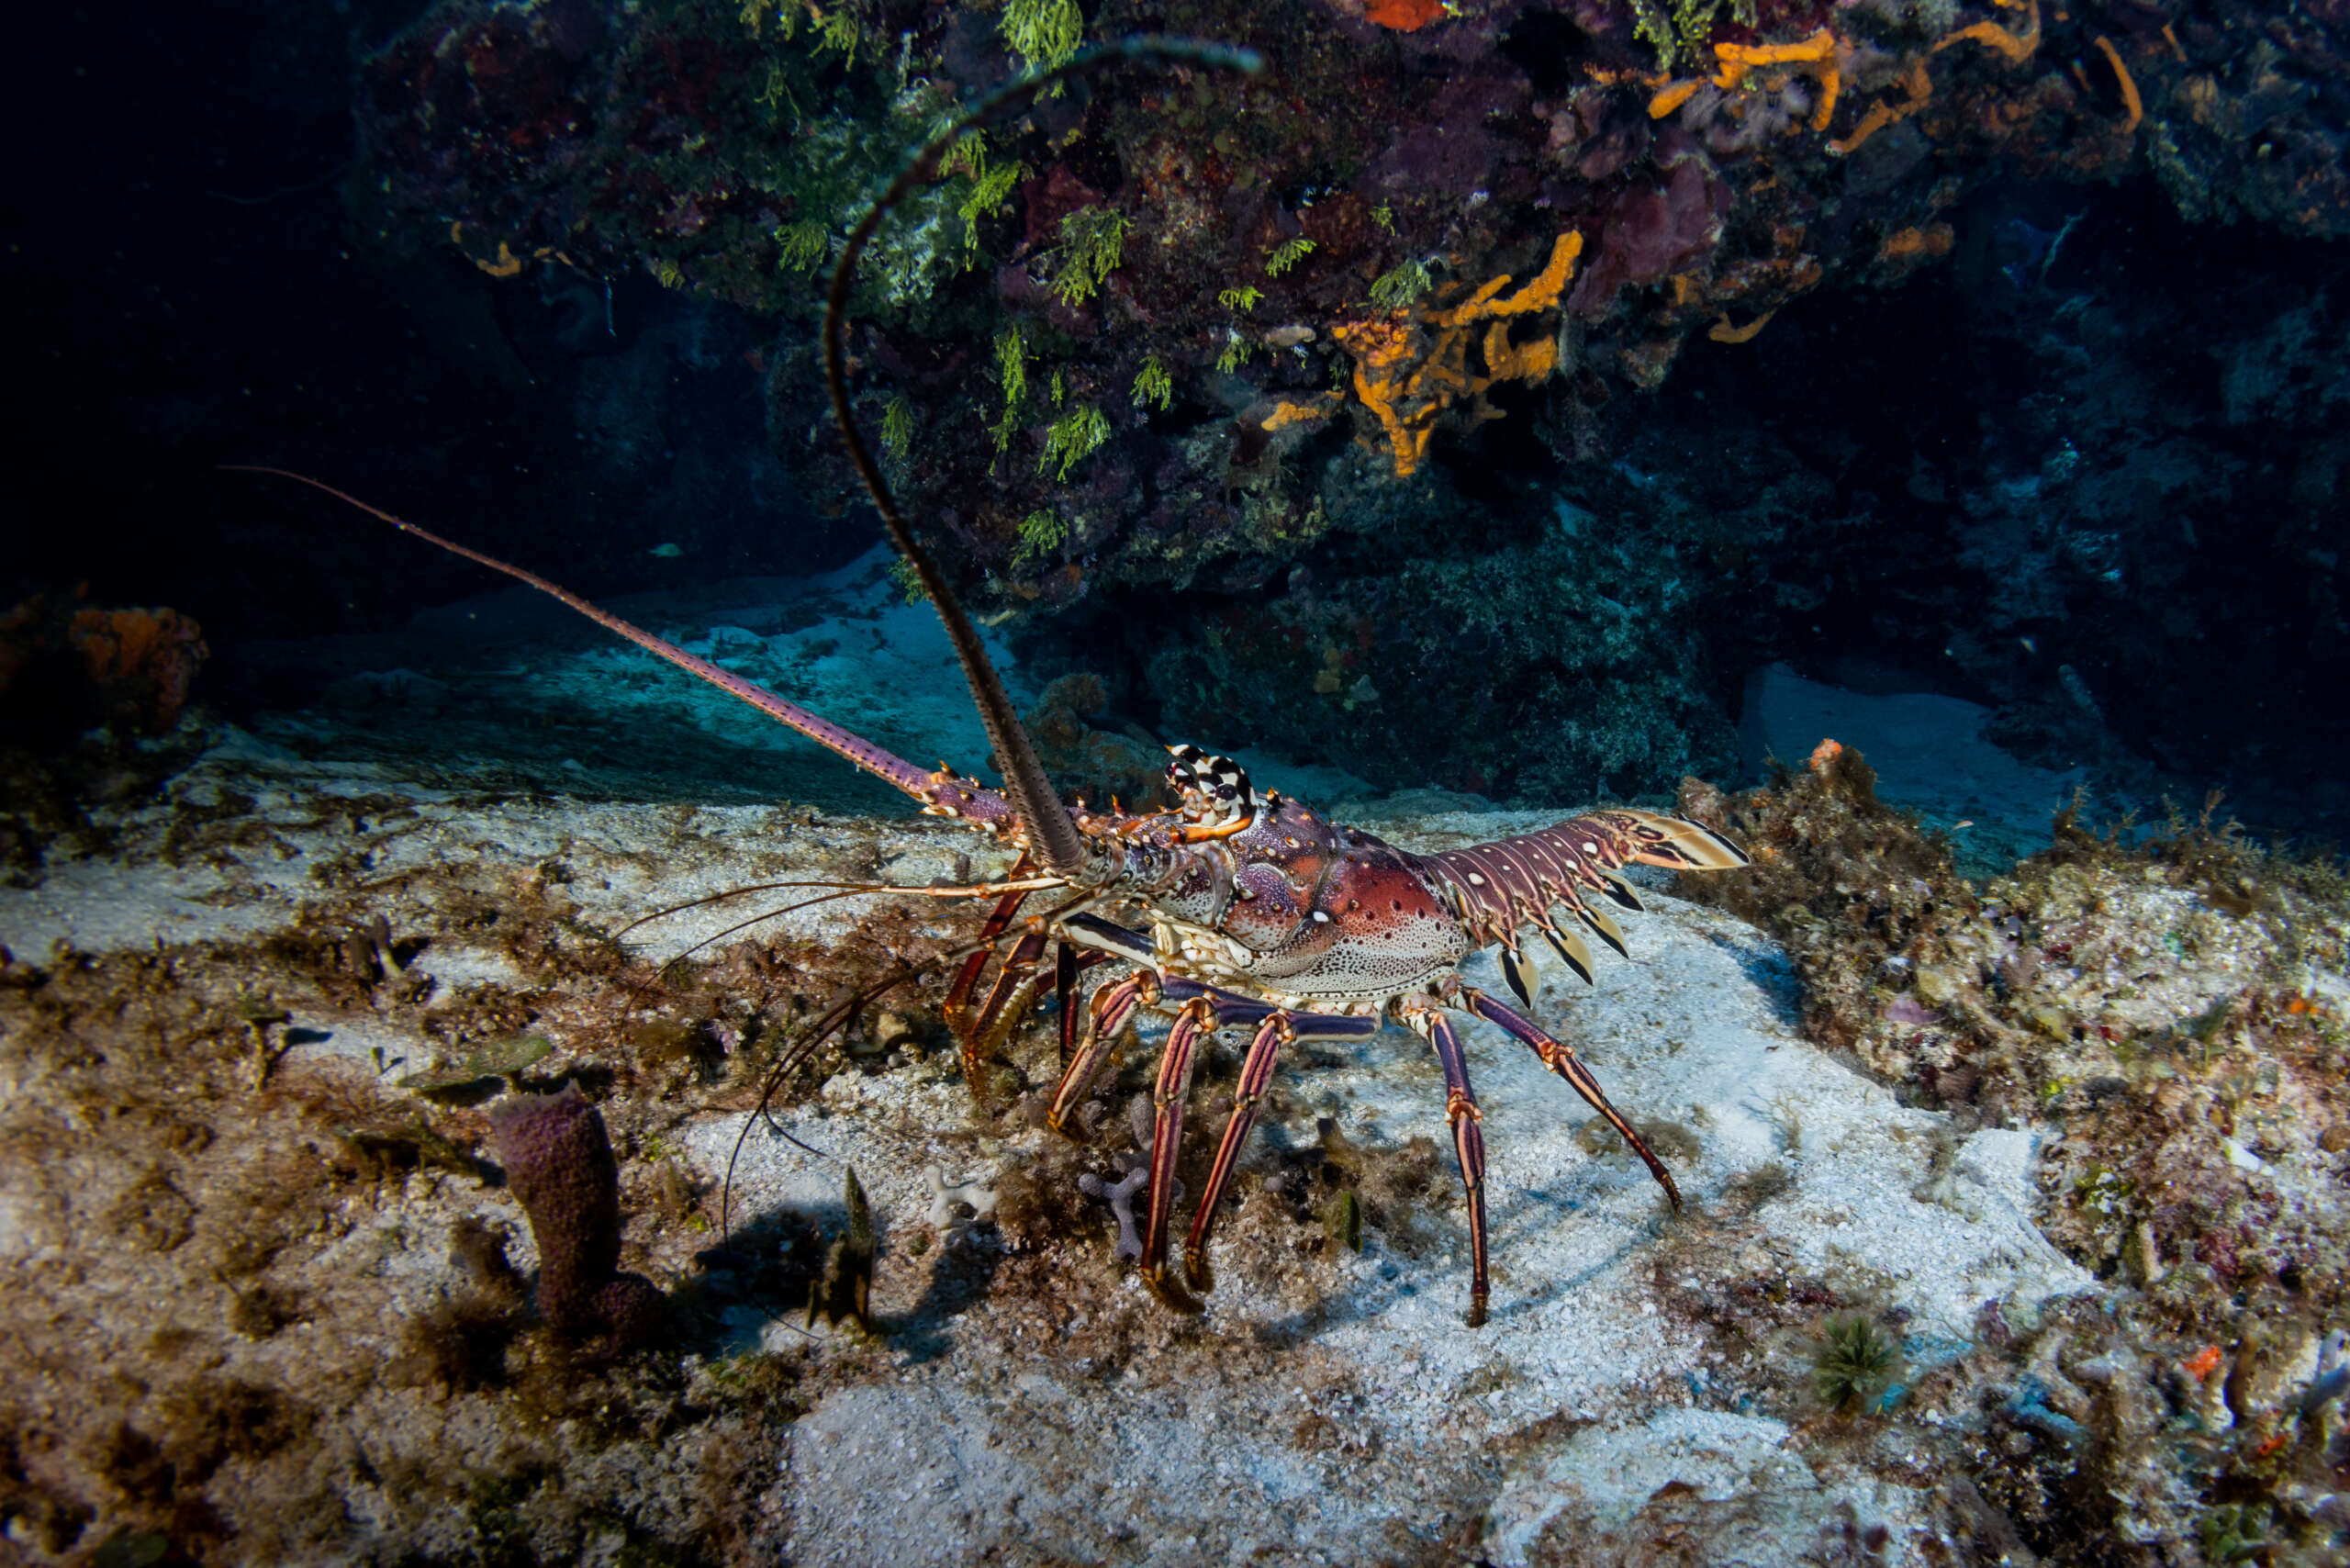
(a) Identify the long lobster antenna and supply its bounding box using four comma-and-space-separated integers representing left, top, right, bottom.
219, 465, 946, 801
822, 36, 1262, 878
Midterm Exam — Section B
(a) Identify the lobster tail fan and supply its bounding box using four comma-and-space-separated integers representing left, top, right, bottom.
819, 40, 1262, 879
1607, 808, 1751, 871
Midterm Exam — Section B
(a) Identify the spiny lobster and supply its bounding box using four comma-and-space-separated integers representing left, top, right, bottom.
238, 39, 1748, 1327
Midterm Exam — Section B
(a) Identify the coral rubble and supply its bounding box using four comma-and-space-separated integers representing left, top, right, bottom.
1679, 746, 2350, 1563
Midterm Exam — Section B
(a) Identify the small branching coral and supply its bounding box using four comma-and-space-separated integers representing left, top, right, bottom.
1265, 237, 1316, 276
879, 395, 915, 462
943, 131, 1023, 252
1078, 1168, 1152, 1260
1368, 259, 1433, 310
1013, 508, 1069, 565
1334, 233, 1581, 476
999, 0, 1082, 75
1631, 0, 1759, 72
988, 324, 1028, 455
750, 0, 861, 62
1038, 405, 1109, 480
1049, 207, 1128, 308
808, 4, 859, 64
776, 218, 829, 274
1131, 355, 1172, 410
889, 557, 928, 603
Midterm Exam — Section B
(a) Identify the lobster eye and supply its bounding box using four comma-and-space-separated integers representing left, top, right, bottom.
1215, 785, 1236, 800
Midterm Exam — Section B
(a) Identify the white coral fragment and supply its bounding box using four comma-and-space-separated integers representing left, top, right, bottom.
923, 1164, 998, 1242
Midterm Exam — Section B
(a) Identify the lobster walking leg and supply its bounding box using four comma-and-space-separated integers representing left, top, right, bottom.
961, 929, 1049, 1101
1047, 969, 1153, 1133
1181, 1008, 1383, 1297
942, 875, 1034, 1029
1181, 1013, 1288, 1296
1055, 943, 1086, 1070
1140, 996, 1219, 1314
1460, 987, 1683, 1211
1406, 1005, 1492, 1327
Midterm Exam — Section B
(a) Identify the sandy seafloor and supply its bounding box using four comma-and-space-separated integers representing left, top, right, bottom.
2, 554, 2327, 1565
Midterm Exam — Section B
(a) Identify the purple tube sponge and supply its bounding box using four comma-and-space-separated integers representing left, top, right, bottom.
487, 1084, 664, 1345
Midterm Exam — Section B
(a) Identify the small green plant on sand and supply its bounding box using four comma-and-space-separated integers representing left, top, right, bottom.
1265, 236, 1316, 276
1038, 404, 1110, 480
1000, 0, 1083, 75
1218, 285, 1262, 313
1324, 1189, 1363, 1251
989, 324, 1028, 454
1013, 508, 1069, 566
890, 557, 929, 603
1050, 207, 1128, 308
1813, 1314, 1901, 1414
2198, 1503, 2273, 1565
1131, 355, 1172, 411
1370, 258, 1434, 310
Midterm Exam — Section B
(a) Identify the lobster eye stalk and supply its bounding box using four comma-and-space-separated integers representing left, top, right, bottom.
822, 37, 1262, 877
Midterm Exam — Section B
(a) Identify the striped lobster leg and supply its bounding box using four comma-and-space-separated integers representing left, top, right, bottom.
1459, 986, 1683, 1212
940, 874, 1038, 1100
1130, 981, 1367, 1313
1402, 1002, 1493, 1327
1181, 1008, 1382, 1298
1046, 969, 1155, 1134
959, 930, 1049, 1105
1140, 997, 1221, 1314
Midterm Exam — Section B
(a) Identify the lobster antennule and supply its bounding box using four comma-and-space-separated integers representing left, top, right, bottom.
223, 466, 1020, 829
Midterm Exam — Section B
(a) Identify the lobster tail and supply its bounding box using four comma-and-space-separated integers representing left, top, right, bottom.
1419, 808, 1748, 979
